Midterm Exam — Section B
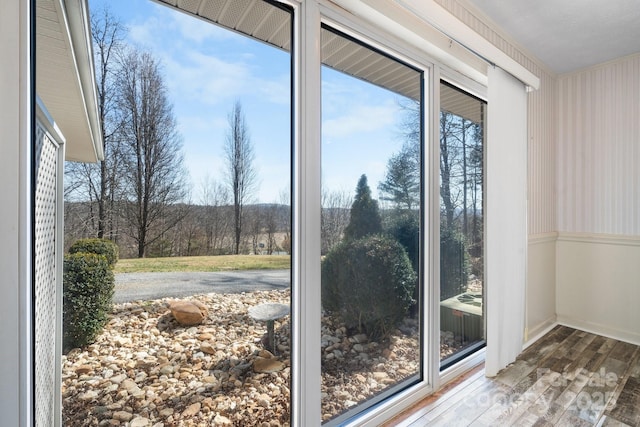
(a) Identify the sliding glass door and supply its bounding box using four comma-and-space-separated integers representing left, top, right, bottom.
439, 81, 486, 369
38, 0, 492, 423
319, 26, 424, 424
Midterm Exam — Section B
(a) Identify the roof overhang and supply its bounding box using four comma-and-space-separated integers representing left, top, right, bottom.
36, 0, 103, 163
156, 0, 488, 108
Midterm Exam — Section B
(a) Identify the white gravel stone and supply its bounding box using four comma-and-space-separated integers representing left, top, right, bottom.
63, 289, 425, 426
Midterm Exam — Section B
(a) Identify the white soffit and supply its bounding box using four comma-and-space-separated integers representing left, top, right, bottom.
467, 0, 640, 74
441, 82, 484, 123
158, 0, 487, 97
37, 0, 103, 163
156, 0, 292, 50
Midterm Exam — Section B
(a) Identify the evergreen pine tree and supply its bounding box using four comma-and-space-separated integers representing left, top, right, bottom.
344, 174, 382, 241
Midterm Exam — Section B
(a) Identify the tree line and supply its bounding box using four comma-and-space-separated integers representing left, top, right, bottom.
64, 200, 291, 259
65, 8, 266, 258
366, 98, 484, 298
67, 9, 483, 264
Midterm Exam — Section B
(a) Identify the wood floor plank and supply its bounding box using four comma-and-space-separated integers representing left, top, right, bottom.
386, 366, 485, 426
609, 341, 638, 363
490, 370, 558, 426
388, 327, 640, 427
565, 334, 598, 361
597, 337, 619, 355
443, 380, 512, 425
408, 375, 491, 424
556, 410, 596, 426
605, 376, 640, 426
597, 414, 635, 426
563, 357, 627, 424
587, 336, 608, 353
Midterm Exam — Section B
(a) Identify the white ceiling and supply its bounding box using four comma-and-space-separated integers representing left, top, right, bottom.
466, 0, 640, 74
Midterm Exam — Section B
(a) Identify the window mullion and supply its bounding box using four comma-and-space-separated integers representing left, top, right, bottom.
291, 0, 322, 425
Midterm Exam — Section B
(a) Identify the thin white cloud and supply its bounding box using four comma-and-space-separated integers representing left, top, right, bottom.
256, 77, 291, 106
176, 115, 227, 140
127, 4, 241, 48
323, 102, 398, 139
163, 51, 252, 104
170, 9, 241, 44
122, 1, 292, 113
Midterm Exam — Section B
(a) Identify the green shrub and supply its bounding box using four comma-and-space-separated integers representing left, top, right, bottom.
321, 235, 416, 340
384, 210, 420, 316
68, 238, 119, 268
440, 224, 469, 300
384, 210, 420, 272
63, 253, 114, 351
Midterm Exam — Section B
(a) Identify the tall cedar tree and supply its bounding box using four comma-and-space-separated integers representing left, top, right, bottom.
343, 174, 382, 241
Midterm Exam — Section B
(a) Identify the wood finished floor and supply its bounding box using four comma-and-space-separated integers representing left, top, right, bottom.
385, 326, 640, 426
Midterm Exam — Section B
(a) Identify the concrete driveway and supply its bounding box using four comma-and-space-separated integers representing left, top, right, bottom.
113, 269, 290, 303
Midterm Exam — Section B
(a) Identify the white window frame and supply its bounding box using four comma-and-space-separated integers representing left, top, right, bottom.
291, 1, 491, 425
19, 0, 530, 425
436, 71, 488, 388
1, 1, 34, 426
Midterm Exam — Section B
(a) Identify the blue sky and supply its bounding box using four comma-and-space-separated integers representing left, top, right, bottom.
89, 0, 408, 203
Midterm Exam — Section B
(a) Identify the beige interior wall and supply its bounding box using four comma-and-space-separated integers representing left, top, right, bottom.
555, 54, 640, 344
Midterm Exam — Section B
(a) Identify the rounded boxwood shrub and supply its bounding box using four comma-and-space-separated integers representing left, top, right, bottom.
68, 238, 119, 268
63, 252, 114, 351
321, 235, 416, 340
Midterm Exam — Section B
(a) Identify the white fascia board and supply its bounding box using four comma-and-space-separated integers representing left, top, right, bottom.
60, 0, 104, 161
397, 0, 540, 90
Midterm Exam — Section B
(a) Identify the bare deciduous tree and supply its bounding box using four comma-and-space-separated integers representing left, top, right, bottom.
224, 101, 257, 255
248, 207, 264, 255
321, 188, 352, 255
117, 48, 188, 258
65, 7, 126, 240
264, 204, 279, 255
279, 188, 291, 255
200, 175, 232, 254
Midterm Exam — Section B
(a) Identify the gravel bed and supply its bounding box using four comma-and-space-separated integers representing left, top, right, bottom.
61, 290, 444, 426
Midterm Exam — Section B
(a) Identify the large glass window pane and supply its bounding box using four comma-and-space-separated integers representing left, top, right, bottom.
59, 1, 293, 425
320, 26, 423, 424
439, 81, 486, 368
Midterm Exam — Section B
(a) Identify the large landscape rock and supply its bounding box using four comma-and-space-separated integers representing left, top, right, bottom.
253, 356, 285, 373
167, 299, 208, 325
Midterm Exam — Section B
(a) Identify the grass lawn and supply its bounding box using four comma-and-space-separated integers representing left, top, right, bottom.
114, 254, 291, 274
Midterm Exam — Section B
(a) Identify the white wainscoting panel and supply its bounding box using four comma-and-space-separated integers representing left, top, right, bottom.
556, 232, 640, 345
526, 233, 557, 345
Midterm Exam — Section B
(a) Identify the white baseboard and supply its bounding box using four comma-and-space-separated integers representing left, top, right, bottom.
557, 316, 640, 346
523, 316, 558, 349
